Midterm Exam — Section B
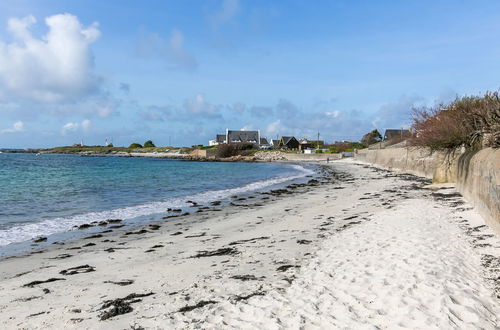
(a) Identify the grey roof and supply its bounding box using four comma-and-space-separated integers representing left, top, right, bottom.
271, 140, 280, 146
216, 134, 226, 143
260, 137, 269, 145
227, 130, 259, 143
384, 129, 411, 140
281, 136, 296, 145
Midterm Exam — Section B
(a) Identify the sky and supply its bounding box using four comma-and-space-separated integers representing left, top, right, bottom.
0, 0, 499, 148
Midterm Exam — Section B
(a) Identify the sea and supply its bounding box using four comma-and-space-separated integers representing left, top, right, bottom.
0, 153, 316, 250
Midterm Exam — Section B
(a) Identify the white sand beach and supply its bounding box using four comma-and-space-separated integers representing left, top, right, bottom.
0, 160, 498, 329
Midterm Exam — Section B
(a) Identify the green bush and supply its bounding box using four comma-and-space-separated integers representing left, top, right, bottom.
360, 129, 382, 146
129, 143, 142, 148
315, 149, 323, 154
143, 140, 156, 148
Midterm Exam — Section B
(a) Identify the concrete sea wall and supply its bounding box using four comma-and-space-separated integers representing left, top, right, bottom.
356, 146, 499, 234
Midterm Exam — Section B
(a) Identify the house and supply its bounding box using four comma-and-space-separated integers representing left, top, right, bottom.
383, 129, 411, 141
209, 134, 226, 146
226, 129, 260, 144
298, 138, 324, 151
259, 137, 271, 149
270, 139, 280, 148
210, 129, 262, 146
279, 136, 300, 149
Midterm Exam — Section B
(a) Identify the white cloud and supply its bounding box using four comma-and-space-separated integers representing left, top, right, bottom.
264, 120, 281, 136
1, 121, 24, 133
61, 119, 90, 135
240, 125, 254, 131
61, 122, 79, 135
81, 119, 91, 132
184, 94, 220, 118
210, 0, 240, 28
0, 13, 101, 103
98, 106, 112, 118
325, 110, 341, 118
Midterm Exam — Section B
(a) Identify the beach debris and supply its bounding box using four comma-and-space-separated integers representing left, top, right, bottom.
13, 295, 42, 302
33, 237, 47, 243
13, 270, 32, 278
297, 239, 312, 245
84, 234, 103, 239
82, 242, 96, 247
210, 201, 221, 206
178, 300, 217, 313
276, 265, 299, 272
230, 274, 263, 281
167, 208, 182, 212
186, 200, 198, 206
50, 253, 73, 259
228, 236, 270, 245
23, 278, 66, 288
148, 224, 161, 230
191, 247, 238, 258
98, 221, 108, 226
99, 292, 154, 320
59, 264, 95, 276
171, 231, 183, 236
124, 229, 149, 235
151, 244, 164, 248
234, 291, 265, 302
185, 232, 206, 238
103, 279, 134, 286
77, 224, 94, 230
27, 311, 47, 318
107, 219, 122, 223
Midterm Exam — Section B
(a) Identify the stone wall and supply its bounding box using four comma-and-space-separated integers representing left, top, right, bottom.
355, 147, 463, 182
456, 148, 500, 234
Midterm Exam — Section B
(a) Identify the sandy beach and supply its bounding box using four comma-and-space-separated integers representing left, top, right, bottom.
0, 159, 499, 329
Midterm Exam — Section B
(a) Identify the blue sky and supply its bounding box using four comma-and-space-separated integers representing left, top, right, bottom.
0, 0, 499, 148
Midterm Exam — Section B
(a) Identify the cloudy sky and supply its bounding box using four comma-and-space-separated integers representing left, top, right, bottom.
1, 0, 499, 148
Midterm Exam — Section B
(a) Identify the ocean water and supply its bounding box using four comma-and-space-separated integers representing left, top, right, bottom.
0, 153, 315, 246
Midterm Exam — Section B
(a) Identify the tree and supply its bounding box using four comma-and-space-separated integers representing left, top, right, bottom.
129, 143, 142, 148
361, 129, 382, 146
143, 140, 156, 148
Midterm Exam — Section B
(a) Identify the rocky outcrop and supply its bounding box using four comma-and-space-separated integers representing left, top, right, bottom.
254, 151, 287, 161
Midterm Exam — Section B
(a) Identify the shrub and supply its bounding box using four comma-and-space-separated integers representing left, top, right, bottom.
315, 149, 323, 154
411, 91, 500, 150
216, 143, 256, 158
360, 129, 382, 146
143, 140, 156, 148
129, 143, 142, 148
216, 144, 238, 158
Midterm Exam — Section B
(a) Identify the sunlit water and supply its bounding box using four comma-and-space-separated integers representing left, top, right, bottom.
0, 153, 315, 246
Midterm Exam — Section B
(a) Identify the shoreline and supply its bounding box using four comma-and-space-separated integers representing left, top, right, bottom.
0, 160, 321, 257
0, 160, 498, 328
